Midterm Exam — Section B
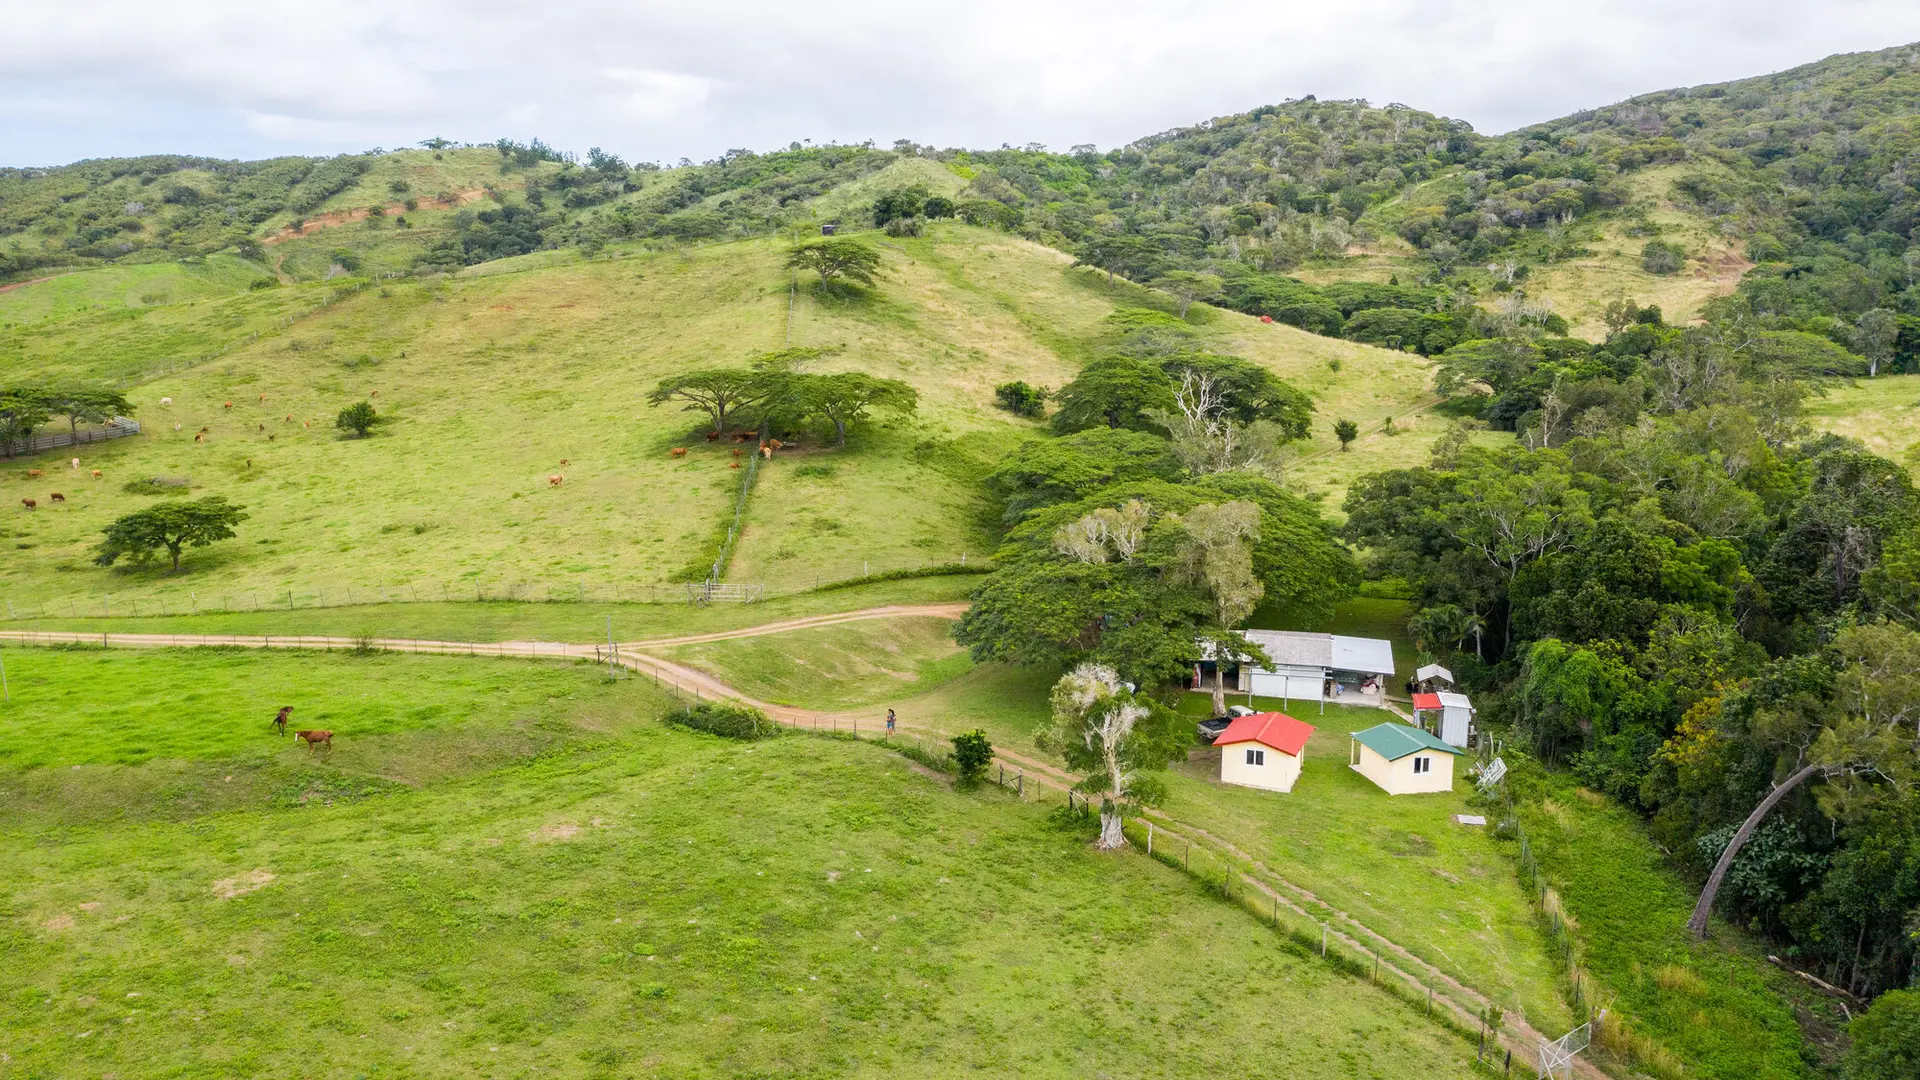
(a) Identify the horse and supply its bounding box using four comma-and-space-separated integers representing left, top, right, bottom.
272, 707, 293, 735
294, 730, 333, 752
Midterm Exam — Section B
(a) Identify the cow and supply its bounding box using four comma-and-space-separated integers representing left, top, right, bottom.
174, 423, 182, 431
258, 423, 265, 432
731, 448, 743, 457
705, 431, 721, 443
286, 414, 294, 422
759, 445, 772, 459
194, 433, 204, 442
729, 462, 740, 469
20, 498, 35, 511
559, 459, 570, 466
768, 439, 784, 450
49, 492, 64, 503
224, 401, 233, 410
259, 393, 266, 402
272, 706, 293, 735
293, 730, 333, 752
370, 390, 379, 397
70, 457, 79, 470
91, 469, 102, 479
26, 469, 41, 478
548, 474, 564, 487
200, 427, 209, 434
669, 447, 688, 458
160, 396, 173, 406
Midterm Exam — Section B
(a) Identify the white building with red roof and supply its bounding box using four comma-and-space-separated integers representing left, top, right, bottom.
1211, 711, 1316, 793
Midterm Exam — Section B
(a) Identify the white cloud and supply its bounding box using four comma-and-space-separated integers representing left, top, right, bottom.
2, 0, 1919, 165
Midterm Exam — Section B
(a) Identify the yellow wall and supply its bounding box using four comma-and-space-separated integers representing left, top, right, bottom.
1351, 743, 1454, 795
1218, 741, 1304, 793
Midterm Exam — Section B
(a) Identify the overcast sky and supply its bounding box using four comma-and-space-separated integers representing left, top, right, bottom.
4, 1, 1920, 168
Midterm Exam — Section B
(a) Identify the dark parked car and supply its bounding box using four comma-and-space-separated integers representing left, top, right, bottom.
1196, 716, 1233, 742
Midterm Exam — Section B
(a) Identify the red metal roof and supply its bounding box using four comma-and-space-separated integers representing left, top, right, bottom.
1213, 712, 1315, 756
1411, 693, 1444, 711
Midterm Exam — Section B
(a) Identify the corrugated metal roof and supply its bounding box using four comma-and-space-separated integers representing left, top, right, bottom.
1214, 712, 1315, 756
1240, 630, 1332, 667
1411, 693, 1444, 711
1237, 630, 1396, 675
1416, 663, 1454, 684
1330, 635, 1396, 675
1350, 722, 1462, 760
1437, 691, 1474, 711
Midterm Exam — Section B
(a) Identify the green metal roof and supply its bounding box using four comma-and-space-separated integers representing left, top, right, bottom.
1350, 722, 1462, 761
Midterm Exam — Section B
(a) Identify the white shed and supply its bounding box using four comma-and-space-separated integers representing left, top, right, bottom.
1412, 691, 1476, 747
1212, 712, 1315, 793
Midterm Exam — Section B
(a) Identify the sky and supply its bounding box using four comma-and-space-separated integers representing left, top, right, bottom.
4, 1, 1920, 168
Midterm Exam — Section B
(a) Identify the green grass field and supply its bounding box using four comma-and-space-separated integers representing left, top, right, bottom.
654, 614, 972, 710
655, 626, 1572, 1036
1804, 373, 1920, 468
0, 647, 1488, 1078
1513, 766, 1821, 1079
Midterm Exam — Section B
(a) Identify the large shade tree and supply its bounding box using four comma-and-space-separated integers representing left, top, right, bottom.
1039, 663, 1187, 849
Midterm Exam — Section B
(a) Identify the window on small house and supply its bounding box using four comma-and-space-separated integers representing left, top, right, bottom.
1245, 748, 1265, 766
1413, 756, 1431, 775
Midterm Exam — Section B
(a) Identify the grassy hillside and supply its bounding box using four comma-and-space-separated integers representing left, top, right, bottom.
0, 222, 1438, 613
0, 647, 1488, 1078
1805, 373, 1920, 466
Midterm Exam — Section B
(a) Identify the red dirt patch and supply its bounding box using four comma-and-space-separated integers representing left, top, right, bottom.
263, 188, 491, 246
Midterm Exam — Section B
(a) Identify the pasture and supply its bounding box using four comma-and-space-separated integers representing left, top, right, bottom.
639, 619, 1571, 1034
0, 221, 1439, 617
1804, 373, 1920, 467
0, 646, 1489, 1079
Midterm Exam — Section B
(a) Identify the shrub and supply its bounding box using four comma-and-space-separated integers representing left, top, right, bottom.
667, 701, 779, 740
1845, 989, 1920, 1080
336, 401, 379, 438
1640, 240, 1686, 275
952, 730, 993, 786
248, 277, 278, 290
883, 215, 924, 238
992, 381, 1047, 418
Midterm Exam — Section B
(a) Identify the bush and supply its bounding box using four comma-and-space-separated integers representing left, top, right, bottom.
993, 381, 1047, 418
336, 401, 379, 438
1845, 989, 1920, 1080
1640, 240, 1687, 275
952, 730, 993, 786
666, 701, 780, 740
248, 277, 278, 290
883, 215, 924, 238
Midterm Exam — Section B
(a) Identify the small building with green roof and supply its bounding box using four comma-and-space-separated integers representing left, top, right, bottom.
1349, 721, 1463, 795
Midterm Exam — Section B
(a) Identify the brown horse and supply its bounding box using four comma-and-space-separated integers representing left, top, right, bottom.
294, 730, 333, 752
272, 706, 293, 735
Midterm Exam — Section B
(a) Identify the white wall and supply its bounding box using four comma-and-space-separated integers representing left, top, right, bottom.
1218, 741, 1303, 793
1439, 705, 1472, 747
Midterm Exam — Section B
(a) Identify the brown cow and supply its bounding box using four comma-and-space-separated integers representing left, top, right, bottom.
547, 474, 564, 487
704, 431, 721, 443
767, 439, 784, 450
294, 730, 333, 752
731, 448, 743, 457
559, 459, 570, 466
759, 445, 772, 459
370, 390, 379, 397
49, 492, 64, 503
729, 462, 740, 469
224, 401, 233, 409
286, 414, 294, 422
20, 498, 35, 511
91, 469, 102, 479
194, 433, 204, 442
272, 707, 293, 735
669, 447, 688, 458
26, 469, 41, 478
258, 423, 265, 432
259, 393, 267, 402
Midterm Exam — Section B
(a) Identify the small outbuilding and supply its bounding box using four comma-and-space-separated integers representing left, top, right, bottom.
1414, 663, 1455, 691
1411, 691, 1476, 747
1349, 722, 1462, 795
1212, 712, 1316, 793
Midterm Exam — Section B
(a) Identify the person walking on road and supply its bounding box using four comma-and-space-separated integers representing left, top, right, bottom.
885, 709, 897, 736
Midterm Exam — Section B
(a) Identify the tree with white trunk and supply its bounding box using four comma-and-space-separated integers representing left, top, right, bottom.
1038, 664, 1185, 850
